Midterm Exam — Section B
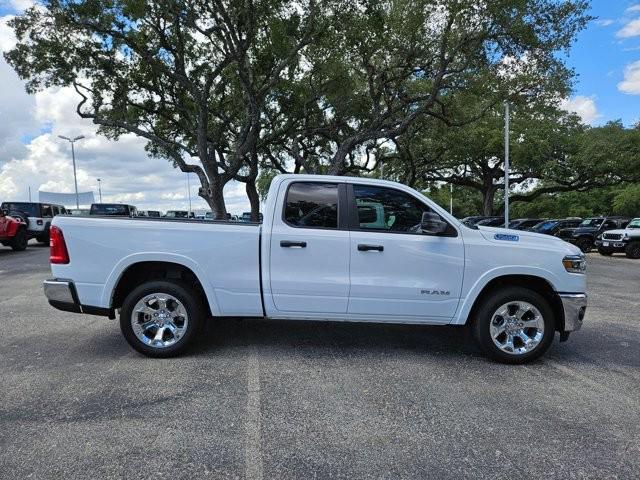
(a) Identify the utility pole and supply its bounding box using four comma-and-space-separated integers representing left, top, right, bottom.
504, 102, 510, 228
58, 135, 85, 208
28, 186, 31, 202
449, 183, 453, 215
97, 178, 102, 203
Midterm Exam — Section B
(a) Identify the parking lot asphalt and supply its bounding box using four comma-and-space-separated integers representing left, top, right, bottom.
1, 243, 639, 479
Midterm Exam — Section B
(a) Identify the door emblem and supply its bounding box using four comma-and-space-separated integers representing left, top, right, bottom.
421, 290, 450, 296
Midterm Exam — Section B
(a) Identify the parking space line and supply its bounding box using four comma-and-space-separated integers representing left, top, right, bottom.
245, 346, 263, 480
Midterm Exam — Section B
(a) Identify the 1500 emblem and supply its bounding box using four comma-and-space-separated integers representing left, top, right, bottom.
421, 290, 450, 296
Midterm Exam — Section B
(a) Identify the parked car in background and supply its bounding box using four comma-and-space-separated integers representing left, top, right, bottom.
595, 217, 640, 258
0, 201, 67, 243
138, 210, 161, 217
165, 210, 195, 219
508, 218, 546, 230
240, 212, 263, 222
0, 208, 28, 251
90, 203, 138, 217
530, 218, 582, 237
461, 216, 501, 227
69, 209, 90, 216
475, 217, 506, 227
44, 174, 587, 364
559, 217, 631, 253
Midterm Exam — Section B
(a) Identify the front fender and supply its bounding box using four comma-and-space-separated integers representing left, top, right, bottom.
452, 265, 562, 325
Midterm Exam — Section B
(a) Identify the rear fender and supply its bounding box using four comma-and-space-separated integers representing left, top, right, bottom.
101, 252, 221, 316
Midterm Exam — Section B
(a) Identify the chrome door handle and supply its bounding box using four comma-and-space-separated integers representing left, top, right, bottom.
358, 244, 384, 252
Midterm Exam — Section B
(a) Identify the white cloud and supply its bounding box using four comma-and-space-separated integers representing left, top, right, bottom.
560, 96, 601, 124
627, 5, 640, 13
617, 18, 640, 38
595, 19, 614, 27
618, 60, 640, 95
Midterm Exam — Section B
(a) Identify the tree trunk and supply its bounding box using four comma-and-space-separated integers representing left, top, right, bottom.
482, 185, 496, 216
207, 178, 228, 220
246, 178, 260, 222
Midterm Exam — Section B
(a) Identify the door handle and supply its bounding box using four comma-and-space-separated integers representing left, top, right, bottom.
358, 244, 384, 252
280, 240, 307, 248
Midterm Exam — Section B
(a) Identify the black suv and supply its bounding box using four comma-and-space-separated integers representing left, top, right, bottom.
560, 217, 631, 253
529, 218, 583, 236
508, 218, 546, 230
0, 201, 68, 243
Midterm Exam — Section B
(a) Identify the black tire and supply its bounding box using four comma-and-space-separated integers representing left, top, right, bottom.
119, 280, 205, 358
36, 232, 50, 244
472, 287, 556, 364
9, 211, 28, 227
575, 237, 592, 253
597, 247, 613, 256
625, 241, 640, 259
10, 228, 28, 251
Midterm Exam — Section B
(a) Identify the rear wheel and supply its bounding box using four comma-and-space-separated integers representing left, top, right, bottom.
119, 280, 204, 357
472, 287, 555, 364
10, 228, 27, 251
625, 241, 640, 259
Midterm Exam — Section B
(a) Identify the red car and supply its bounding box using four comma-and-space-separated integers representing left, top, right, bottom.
0, 209, 28, 251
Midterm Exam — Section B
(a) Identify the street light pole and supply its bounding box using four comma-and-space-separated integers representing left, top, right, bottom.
504, 102, 510, 228
58, 135, 85, 208
97, 178, 102, 203
186, 172, 192, 216
449, 183, 453, 214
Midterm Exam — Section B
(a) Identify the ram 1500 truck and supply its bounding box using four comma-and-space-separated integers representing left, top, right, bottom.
595, 217, 640, 258
43, 175, 587, 364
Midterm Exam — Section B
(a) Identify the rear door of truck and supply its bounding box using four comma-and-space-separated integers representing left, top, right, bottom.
268, 180, 350, 314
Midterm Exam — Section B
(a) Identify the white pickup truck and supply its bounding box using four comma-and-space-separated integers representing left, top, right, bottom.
44, 175, 587, 364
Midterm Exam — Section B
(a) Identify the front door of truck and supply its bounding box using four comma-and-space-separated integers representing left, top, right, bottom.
269, 181, 350, 314
347, 184, 464, 320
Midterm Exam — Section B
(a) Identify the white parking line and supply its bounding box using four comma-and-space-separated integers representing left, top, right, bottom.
245, 347, 263, 480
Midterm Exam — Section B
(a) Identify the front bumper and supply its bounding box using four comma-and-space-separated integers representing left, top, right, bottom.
595, 239, 627, 251
558, 293, 587, 332
43, 279, 114, 317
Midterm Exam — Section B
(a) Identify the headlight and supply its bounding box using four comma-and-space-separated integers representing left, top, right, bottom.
563, 254, 587, 274
596, 234, 602, 240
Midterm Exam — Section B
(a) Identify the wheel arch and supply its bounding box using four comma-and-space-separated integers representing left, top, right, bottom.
459, 274, 565, 332
107, 258, 218, 317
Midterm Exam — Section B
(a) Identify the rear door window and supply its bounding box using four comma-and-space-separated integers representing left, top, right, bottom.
284, 182, 338, 229
41, 205, 53, 217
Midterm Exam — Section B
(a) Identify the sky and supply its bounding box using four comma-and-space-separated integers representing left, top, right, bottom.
0, 0, 639, 212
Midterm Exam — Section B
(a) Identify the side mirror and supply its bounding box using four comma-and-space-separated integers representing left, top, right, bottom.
421, 211, 448, 235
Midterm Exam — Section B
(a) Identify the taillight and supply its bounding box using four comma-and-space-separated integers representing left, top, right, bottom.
50, 225, 70, 264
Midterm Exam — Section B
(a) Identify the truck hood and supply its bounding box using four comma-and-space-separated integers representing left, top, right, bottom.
477, 226, 581, 255
601, 228, 628, 235
570, 227, 598, 236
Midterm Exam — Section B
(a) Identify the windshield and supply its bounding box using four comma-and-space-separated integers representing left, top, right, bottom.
90, 204, 130, 215
579, 218, 603, 227
1, 202, 39, 216
627, 219, 640, 229
532, 220, 557, 231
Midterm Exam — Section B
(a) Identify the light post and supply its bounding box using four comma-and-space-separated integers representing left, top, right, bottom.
58, 135, 85, 208
97, 178, 103, 203
449, 183, 453, 215
504, 102, 510, 228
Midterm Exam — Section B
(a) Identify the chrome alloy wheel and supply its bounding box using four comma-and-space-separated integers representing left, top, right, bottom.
489, 301, 544, 355
130, 293, 189, 348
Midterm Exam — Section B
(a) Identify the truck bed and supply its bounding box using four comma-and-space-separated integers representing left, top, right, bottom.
51, 215, 264, 317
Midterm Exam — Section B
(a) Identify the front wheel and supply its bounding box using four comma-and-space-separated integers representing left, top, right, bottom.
472, 287, 556, 364
120, 280, 204, 357
625, 241, 640, 259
